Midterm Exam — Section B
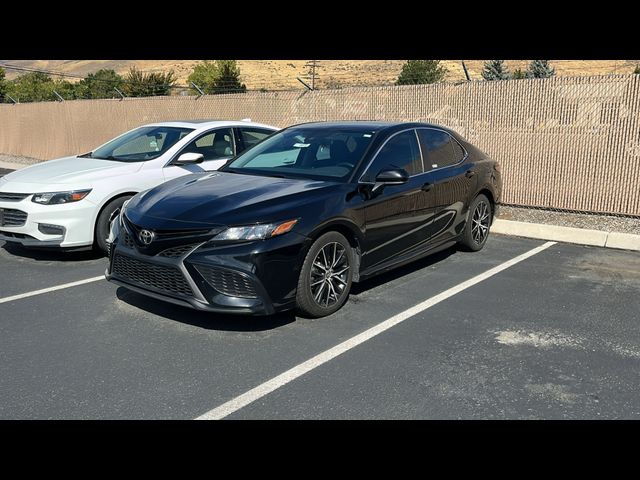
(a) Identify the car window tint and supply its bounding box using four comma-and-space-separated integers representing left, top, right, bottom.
451, 138, 466, 163
240, 128, 273, 150
182, 128, 234, 161
362, 130, 422, 182
417, 129, 458, 170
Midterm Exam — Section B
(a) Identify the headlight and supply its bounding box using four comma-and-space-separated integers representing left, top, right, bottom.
214, 219, 298, 241
32, 189, 92, 205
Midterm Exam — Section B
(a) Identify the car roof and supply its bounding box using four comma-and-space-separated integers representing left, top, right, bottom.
285, 120, 452, 134
144, 119, 279, 130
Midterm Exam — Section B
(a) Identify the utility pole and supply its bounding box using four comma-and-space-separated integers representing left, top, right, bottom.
304, 60, 321, 90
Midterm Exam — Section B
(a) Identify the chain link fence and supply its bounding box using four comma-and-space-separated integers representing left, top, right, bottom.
1, 75, 639, 217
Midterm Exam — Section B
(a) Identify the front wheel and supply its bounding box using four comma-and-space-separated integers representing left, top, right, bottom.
94, 195, 133, 254
296, 231, 354, 318
459, 194, 492, 251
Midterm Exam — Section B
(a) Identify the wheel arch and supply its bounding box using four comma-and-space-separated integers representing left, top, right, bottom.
92, 191, 138, 241
306, 219, 364, 281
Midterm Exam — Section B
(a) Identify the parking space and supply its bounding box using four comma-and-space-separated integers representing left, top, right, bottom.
0, 234, 639, 419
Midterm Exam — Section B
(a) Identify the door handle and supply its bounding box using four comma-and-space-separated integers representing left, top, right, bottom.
465, 170, 476, 178
422, 182, 432, 192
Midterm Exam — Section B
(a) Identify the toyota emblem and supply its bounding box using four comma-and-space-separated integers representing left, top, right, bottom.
138, 229, 155, 245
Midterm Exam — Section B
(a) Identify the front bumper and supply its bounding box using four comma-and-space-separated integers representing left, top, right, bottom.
0, 197, 97, 248
105, 226, 309, 316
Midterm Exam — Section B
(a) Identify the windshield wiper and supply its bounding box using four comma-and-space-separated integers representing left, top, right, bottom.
77, 152, 93, 158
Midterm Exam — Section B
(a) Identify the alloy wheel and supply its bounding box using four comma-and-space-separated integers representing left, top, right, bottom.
471, 201, 490, 245
310, 242, 350, 308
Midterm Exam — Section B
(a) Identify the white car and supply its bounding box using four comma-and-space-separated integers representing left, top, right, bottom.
0, 120, 278, 252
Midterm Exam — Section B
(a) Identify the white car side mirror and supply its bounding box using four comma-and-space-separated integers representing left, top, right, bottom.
175, 152, 204, 165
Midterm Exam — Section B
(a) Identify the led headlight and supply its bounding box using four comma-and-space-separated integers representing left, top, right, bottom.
215, 219, 298, 242
32, 189, 92, 205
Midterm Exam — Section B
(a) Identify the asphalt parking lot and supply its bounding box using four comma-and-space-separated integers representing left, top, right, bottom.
1, 230, 639, 419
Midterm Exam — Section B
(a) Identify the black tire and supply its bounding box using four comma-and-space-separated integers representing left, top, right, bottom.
296, 231, 354, 318
94, 195, 133, 254
459, 194, 492, 252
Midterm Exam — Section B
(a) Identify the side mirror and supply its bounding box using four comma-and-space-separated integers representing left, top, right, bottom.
174, 152, 204, 165
375, 168, 410, 185
370, 168, 409, 194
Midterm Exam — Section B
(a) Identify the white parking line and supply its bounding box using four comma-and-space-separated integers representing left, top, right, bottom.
195, 241, 557, 420
0, 276, 105, 305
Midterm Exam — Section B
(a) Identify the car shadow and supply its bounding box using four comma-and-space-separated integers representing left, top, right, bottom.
115, 287, 296, 332
1, 242, 105, 262
350, 244, 458, 295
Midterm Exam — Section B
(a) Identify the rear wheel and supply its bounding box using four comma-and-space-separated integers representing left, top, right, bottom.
459, 194, 492, 251
296, 231, 354, 318
94, 195, 132, 254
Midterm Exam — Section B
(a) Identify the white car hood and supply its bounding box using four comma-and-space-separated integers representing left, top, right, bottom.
0, 156, 143, 192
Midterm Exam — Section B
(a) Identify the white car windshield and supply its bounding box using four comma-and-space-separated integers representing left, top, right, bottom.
83, 126, 194, 162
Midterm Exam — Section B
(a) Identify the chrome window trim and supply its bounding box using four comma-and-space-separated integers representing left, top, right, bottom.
164, 127, 237, 168
357, 128, 424, 184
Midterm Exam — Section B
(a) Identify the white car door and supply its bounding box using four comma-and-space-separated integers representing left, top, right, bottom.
163, 127, 235, 181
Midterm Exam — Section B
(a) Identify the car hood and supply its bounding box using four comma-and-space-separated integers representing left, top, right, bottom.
125, 171, 342, 228
0, 156, 143, 191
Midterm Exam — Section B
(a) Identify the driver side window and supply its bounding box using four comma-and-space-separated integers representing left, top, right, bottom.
181, 128, 235, 161
361, 130, 423, 183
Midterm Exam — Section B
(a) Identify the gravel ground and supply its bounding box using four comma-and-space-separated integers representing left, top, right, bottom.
0, 153, 42, 165
498, 205, 640, 235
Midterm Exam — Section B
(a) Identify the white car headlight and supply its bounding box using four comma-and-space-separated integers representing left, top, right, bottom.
32, 189, 92, 205
215, 219, 298, 241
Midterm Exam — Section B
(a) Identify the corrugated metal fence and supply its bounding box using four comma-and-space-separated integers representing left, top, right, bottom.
1, 75, 639, 216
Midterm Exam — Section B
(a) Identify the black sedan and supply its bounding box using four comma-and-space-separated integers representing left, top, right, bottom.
105, 121, 502, 318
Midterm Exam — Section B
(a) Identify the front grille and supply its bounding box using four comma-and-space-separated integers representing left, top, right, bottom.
0, 192, 29, 202
122, 230, 135, 248
0, 231, 36, 240
196, 265, 258, 299
112, 253, 194, 297
158, 244, 200, 258
0, 208, 27, 227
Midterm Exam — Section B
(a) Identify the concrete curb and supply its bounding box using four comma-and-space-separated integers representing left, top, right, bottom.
492, 219, 640, 252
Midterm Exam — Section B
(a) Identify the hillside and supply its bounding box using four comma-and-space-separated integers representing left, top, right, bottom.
3, 60, 639, 90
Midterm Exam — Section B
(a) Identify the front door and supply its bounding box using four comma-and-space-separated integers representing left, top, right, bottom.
163, 128, 236, 180
361, 129, 426, 270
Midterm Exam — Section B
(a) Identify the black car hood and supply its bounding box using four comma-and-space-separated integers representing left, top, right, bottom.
125, 171, 342, 229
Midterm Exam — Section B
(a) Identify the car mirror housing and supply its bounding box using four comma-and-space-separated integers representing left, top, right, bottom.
369, 168, 410, 194
175, 152, 204, 165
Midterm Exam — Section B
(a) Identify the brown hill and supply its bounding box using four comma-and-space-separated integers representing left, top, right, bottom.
3, 60, 639, 90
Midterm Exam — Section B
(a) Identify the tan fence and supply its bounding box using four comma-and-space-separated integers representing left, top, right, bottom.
1, 75, 640, 216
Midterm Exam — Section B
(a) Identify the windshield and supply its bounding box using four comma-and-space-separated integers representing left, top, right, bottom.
221, 127, 376, 181
88, 126, 194, 162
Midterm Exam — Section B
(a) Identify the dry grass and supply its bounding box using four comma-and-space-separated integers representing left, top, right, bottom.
3, 60, 640, 90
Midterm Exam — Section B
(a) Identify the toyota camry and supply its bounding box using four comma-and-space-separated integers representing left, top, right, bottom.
105, 121, 502, 318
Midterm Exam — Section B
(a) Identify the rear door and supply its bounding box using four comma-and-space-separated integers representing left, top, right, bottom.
236, 127, 276, 154
416, 128, 476, 245
361, 129, 426, 270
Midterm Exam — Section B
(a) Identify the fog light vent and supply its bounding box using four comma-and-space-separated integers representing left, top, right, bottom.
38, 223, 65, 236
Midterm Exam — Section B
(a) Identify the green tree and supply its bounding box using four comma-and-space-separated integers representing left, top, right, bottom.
5, 71, 56, 102
396, 60, 447, 85
481, 60, 511, 80
212, 60, 246, 94
512, 68, 527, 80
187, 60, 219, 94
53, 79, 80, 100
0, 67, 7, 101
122, 67, 177, 97
528, 60, 555, 78
76, 69, 124, 99
634, 64, 640, 74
